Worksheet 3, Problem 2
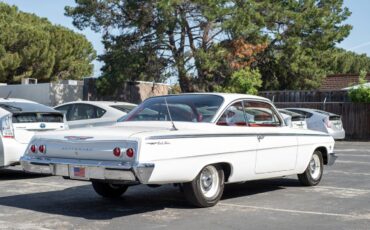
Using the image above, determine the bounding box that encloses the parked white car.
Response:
[0,98,65,167]
[278,109,308,129]
[54,101,136,129]
[284,108,345,139]
[21,93,336,207]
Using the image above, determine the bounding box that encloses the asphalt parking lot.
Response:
[0,141,369,230]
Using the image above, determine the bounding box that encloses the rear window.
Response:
[286,109,313,118]
[12,113,64,123]
[110,105,136,113]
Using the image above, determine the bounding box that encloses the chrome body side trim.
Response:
[20,155,154,183]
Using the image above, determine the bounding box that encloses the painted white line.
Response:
[335,149,370,153]
[328,170,370,177]
[219,203,370,220]
[315,186,370,193]
[336,160,370,165]
[336,154,370,157]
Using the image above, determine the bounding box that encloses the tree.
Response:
[0,3,96,83]
[65,0,351,92]
[320,48,370,75]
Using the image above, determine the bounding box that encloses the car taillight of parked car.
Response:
[323,118,332,128]
[0,114,15,138]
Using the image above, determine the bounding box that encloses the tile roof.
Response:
[319,74,370,90]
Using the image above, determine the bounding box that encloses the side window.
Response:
[217,101,246,126]
[69,104,106,121]
[243,101,282,127]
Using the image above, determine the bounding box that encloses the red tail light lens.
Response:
[126,148,134,158]
[39,145,46,153]
[30,145,37,153]
[113,147,121,157]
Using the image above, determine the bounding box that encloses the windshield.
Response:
[119,94,224,123]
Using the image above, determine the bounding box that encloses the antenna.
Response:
[4,91,12,99]
[164,97,178,131]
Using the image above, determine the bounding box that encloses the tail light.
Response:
[0,114,14,138]
[30,145,37,153]
[126,148,134,158]
[113,147,121,157]
[39,145,46,153]
[323,117,332,128]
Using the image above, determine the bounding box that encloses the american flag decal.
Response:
[73,167,85,177]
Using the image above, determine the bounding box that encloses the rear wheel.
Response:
[92,181,128,198]
[298,150,324,186]
[183,165,224,208]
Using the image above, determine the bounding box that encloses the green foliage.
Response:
[0,3,96,83]
[65,0,352,92]
[214,67,262,95]
[321,48,370,74]
[348,70,370,102]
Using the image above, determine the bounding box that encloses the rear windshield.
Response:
[12,113,64,123]
[110,105,136,113]
[120,94,224,123]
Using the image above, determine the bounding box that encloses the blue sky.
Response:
[2,0,370,78]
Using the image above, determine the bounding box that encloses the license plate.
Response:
[69,166,88,180]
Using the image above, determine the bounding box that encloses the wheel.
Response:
[91,181,128,198]
[183,165,224,208]
[298,150,324,186]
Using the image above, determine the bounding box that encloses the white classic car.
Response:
[20,93,336,207]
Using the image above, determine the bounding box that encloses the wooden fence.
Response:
[273,102,370,140]
[259,90,350,103]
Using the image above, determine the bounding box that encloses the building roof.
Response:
[319,74,370,90]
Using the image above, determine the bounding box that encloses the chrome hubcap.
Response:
[200,166,219,199]
[309,154,321,180]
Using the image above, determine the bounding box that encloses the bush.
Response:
[348,70,370,102]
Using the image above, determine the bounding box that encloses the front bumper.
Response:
[327,152,337,166]
[20,155,154,184]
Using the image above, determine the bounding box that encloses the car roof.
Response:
[0,101,60,113]
[55,101,137,107]
[150,93,271,104]
[285,108,338,116]
[0,98,38,104]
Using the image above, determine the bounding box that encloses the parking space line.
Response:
[328,170,370,177]
[336,154,370,157]
[219,203,370,220]
[336,160,370,165]
[335,149,370,153]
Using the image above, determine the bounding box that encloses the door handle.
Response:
[257,135,265,141]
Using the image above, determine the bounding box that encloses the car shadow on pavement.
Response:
[0,178,301,219]
[0,167,50,181]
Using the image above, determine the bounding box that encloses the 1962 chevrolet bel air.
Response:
[20,93,336,207]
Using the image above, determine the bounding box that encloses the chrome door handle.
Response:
[257,135,264,141]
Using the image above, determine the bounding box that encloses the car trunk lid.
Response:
[12,112,65,144]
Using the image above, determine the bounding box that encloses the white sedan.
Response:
[284,108,345,139]
[21,93,336,207]
[54,101,136,129]
[0,98,66,167]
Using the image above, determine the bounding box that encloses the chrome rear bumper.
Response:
[20,155,154,183]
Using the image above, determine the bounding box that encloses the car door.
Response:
[245,101,298,174]
[216,101,259,181]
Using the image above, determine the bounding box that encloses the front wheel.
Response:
[298,150,324,186]
[183,165,224,208]
[92,181,128,198]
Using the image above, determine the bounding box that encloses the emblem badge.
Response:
[40,123,46,128]
[64,136,93,140]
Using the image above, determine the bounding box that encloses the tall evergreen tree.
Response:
[0,3,96,83]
